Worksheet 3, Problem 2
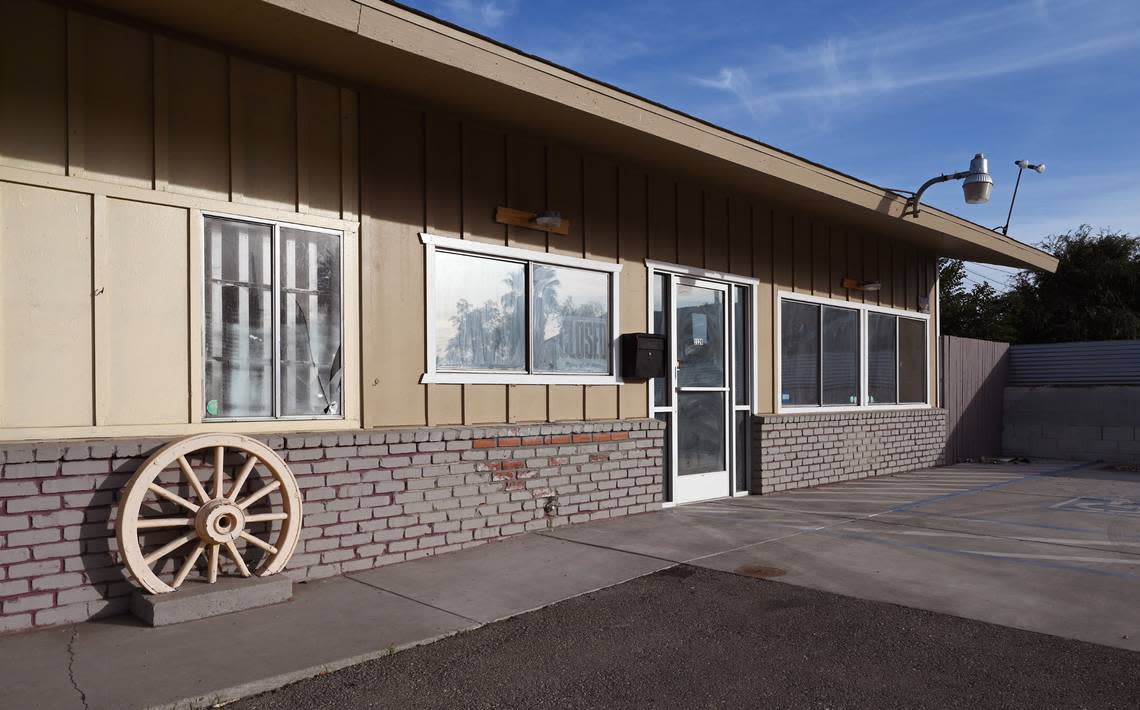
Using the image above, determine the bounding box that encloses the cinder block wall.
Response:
[1003,386,1140,463]
[751,409,948,494]
[0,419,664,634]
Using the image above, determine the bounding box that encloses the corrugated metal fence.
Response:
[940,336,1010,464]
[1010,340,1140,385]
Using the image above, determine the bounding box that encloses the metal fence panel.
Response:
[1010,340,1140,386]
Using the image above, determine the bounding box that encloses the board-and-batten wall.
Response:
[0,0,938,440]
[0,0,360,439]
[360,97,940,429]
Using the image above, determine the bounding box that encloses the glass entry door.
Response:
[652,271,753,504]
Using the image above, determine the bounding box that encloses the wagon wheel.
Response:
[115,434,303,594]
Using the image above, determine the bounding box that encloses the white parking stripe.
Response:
[959,550,1140,565]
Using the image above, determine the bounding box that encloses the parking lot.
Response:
[547,460,1140,651]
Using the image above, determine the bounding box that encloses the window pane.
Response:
[822,306,859,405]
[532,265,610,374]
[868,313,898,404]
[899,317,927,403]
[676,283,725,388]
[780,300,820,406]
[204,217,273,418]
[434,252,526,371]
[678,391,725,475]
[734,285,749,405]
[279,228,342,416]
[652,273,669,407]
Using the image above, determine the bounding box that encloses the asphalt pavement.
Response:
[229,565,1140,710]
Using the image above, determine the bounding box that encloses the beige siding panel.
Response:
[728,197,752,279]
[829,226,847,300]
[863,233,881,307]
[676,183,702,268]
[893,242,907,309]
[102,199,188,425]
[647,173,677,264]
[791,214,811,293]
[703,190,728,273]
[506,133,547,422]
[461,122,508,423]
[876,236,893,307]
[904,246,919,311]
[361,99,426,427]
[424,114,463,425]
[0,182,92,427]
[231,59,296,209]
[75,14,153,187]
[297,76,343,218]
[811,222,829,297]
[583,154,618,420]
[546,144,585,420]
[0,0,67,174]
[846,231,865,305]
[753,204,774,413]
[772,209,793,292]
[340,89,359,221]
[618,166,648,419]
[163,38,229,200]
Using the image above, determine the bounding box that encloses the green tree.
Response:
[1009,226,1140,343]
[940,226,1140,344]
[938,258,1022,342]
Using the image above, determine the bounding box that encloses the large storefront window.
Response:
[204,215,343,420]
[779,294,928,410]
[422,234,620,385]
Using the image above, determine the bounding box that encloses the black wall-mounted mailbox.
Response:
[620,333,667,380]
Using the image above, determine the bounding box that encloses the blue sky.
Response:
[403,0,1140,291]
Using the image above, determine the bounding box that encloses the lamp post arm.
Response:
[1000,165,1025,236]
[905,170,971,217]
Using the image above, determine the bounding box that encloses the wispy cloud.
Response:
[692,0,1140,122]
[436,0,517,30]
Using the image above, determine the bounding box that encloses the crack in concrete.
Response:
[66,625,89,710]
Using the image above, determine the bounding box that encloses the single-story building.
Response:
[0,0,1056,631]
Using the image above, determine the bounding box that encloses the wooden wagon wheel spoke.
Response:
[176,455,209,503]
[147,483,200,513]
[135,517,194,529]
[237,480,281,511]
[144,532,198,566]
[116,434,303,595]
[228,455,260,500]
[172,543,206,589]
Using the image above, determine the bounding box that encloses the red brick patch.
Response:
[572,434,591,443]
[611,432,630,441]
[500,460,526,470]
[593,432,612,442]
[548,435,572,445]
[498,437,522,447]
[521,436,544,446]
[473,439,497,449]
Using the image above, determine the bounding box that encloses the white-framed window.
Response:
[421,233,622,385]
[203,213,344,421]
[777,291,930,412]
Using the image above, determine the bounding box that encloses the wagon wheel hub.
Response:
[196,499,246,545]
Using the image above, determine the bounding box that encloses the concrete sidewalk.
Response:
[2,459,1137,710]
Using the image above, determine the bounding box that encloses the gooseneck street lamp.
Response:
[900,153,994,218]
[999,159,1046,236]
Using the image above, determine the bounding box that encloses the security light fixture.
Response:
[998,159,1046,236]
[901,153,994,218]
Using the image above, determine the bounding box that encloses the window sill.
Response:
[421,372,623,386]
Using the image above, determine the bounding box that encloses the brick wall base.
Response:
[1004,386,1140,463]
[751,409,947,494]
[0,419,665,634]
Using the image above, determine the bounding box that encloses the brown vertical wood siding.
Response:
[359,95,940,426]
[0,0,939,438]
[941,336,1010,463]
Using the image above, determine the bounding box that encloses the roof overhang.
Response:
[78,0,1058,272]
